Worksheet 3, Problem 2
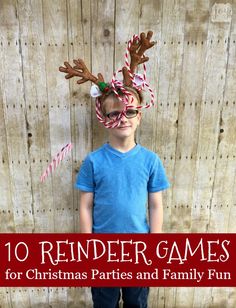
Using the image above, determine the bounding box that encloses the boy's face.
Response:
[103,94,141,140]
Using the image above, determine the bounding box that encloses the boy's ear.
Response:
[138,111,142,124]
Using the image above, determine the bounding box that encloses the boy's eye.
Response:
[126,109,138,117]
[106,109,139,120]
[106,111,120,119]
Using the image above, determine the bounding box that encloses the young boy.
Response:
[60,31,170,308]
[75,86,170,307]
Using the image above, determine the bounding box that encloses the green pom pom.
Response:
[98,82,109,92]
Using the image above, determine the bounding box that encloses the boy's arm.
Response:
[79,191,94,233]
[148,191,163,233]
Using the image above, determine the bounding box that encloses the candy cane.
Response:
[40,143,73,182]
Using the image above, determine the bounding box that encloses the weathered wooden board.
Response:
[0,42,15,232]
[0,288,12,308]
[172,0,210,235]
[0,0,34,232]
[66,0,92,233]
[153,0,186,238]
[14,0,55,232]
[28,288,49,307]
[9,288,31,307]
[115,0,139,68]
[209,2,236,306]
[151,1,186,305]
[66,1,93,302]
[42,0,74,233]
[192,1,233,234]
[90,0,115,150]
[208,0,236,233]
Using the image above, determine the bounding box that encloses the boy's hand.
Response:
[148,191,163,233]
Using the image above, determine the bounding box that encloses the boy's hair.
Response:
[100,86,143,116]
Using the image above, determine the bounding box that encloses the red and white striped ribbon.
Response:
[40,143,73,183]
[95,34,155,128]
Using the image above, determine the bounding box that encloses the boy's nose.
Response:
[120,112,128,122]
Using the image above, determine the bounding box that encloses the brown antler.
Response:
[129,31,156,74]
[59,59,104,85]
[122,67,133,87]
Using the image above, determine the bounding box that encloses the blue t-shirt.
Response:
[75,143,170,233]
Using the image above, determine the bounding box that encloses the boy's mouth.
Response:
[117,126,131,129]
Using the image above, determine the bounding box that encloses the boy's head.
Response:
[59,31,156,129]
[100,86,142,139]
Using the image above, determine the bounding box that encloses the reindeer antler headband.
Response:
[59,31,156,128]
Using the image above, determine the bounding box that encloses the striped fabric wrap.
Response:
[40,143,73,182]
[95,34,155,129]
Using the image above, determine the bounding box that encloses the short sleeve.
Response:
[74,155,95,192]
[147,155,170,193]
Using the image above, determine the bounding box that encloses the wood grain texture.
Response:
[91,0,115,150]
[0,0,34,232]
[42,0,74,233]
[173,0,210,234]
[15,0,55,232]
[66,0,92,233]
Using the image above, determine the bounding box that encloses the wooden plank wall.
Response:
[0,0,235,307]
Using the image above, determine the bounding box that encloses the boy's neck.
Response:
[108,136,137,153]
